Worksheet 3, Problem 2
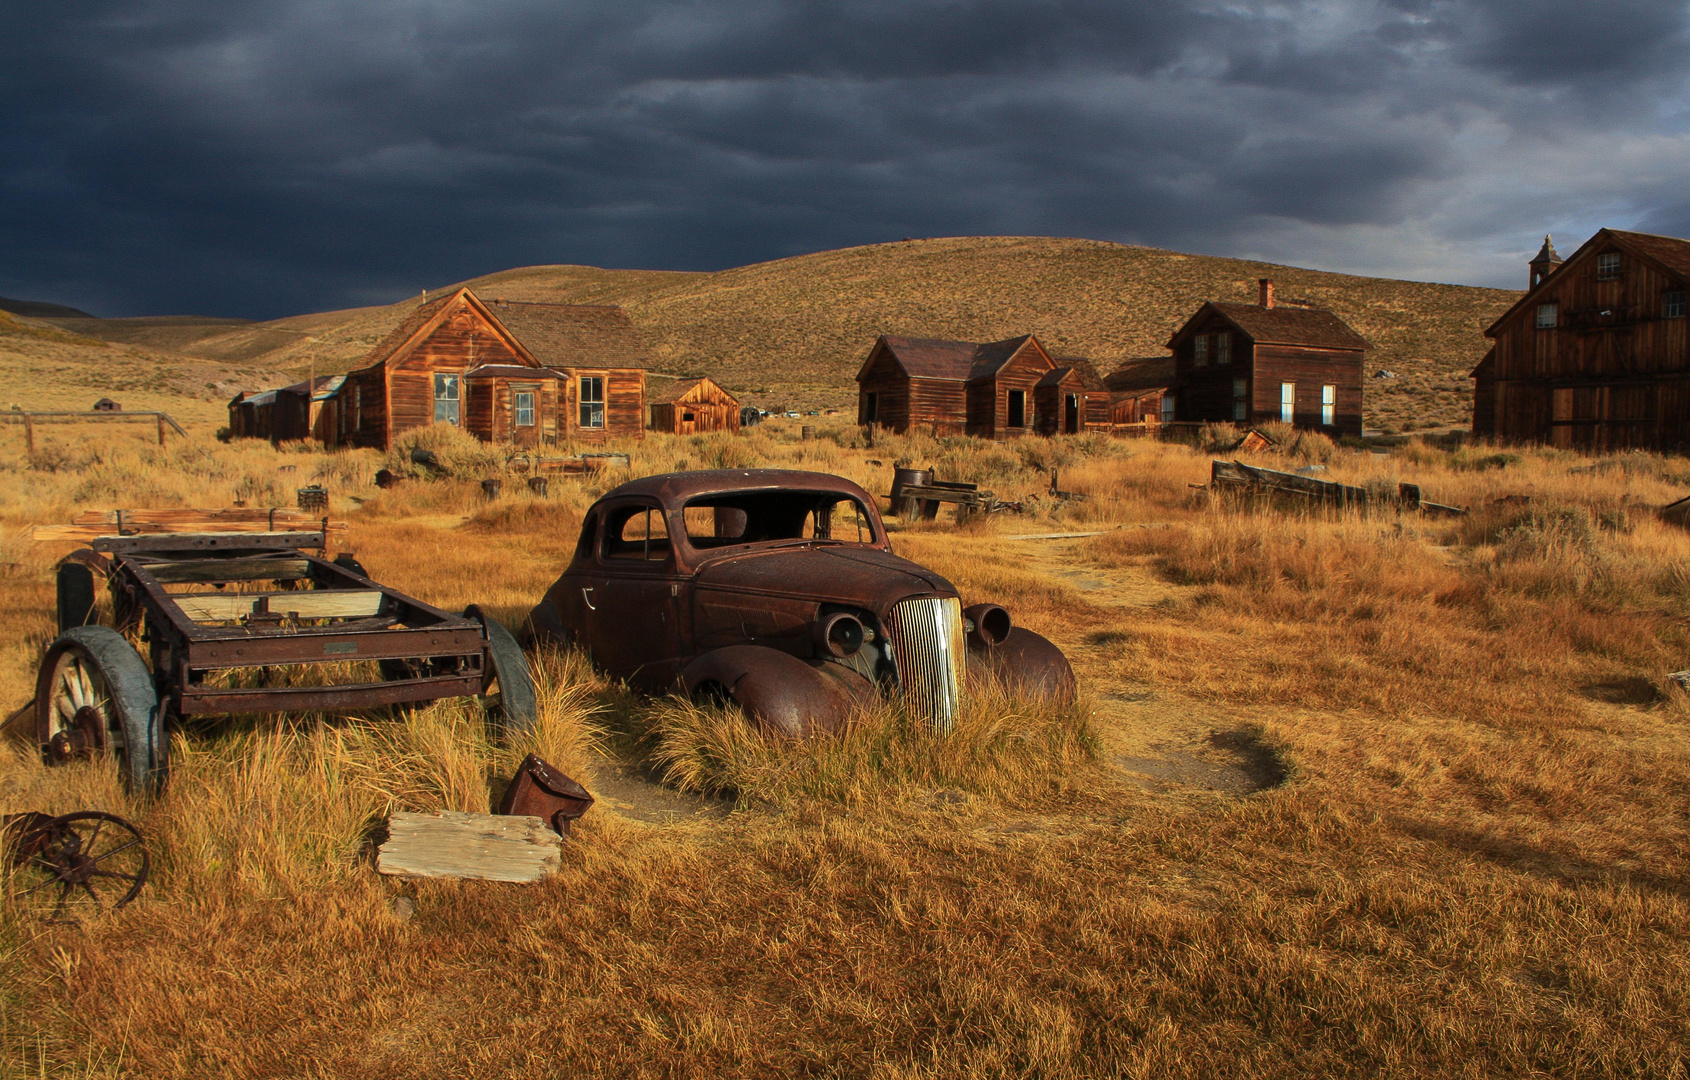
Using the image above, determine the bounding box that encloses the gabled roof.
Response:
[355,287,648,373]
[1038,358,1105,390]
[863,334,1052,383]
[650,375,739,405]
[483,299,648,370]
[1104,356,1177,394]
[1485,228,1690,337]
[1172,302,1369,352]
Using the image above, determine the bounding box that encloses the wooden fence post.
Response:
[157,414,166,446]
[22,415,34,453]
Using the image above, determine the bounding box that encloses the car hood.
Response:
[690,544,956,614]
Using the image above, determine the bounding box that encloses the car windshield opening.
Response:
[683,492,876,548]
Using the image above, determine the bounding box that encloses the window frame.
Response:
[1665,290,1686,319]
[1232,377,1248,422]
[578,375,606,429]
[512,385,537,428]
[1216,333,1231,365]
[433,372,461,425]
[1280,382,1295,425]
[1006,389,1027,429]
[1536,303,1558,329]
[1321,384,1336,427]
[1193,334,1209,367]
[1596,252,1622,281]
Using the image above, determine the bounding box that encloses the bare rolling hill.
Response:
[24,237,1520,431]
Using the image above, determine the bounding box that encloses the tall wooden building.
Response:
[1166,280,1369,436]
[648,376,741,434]
[1475,229,1690,450]
[232,288,648,449]
[854,334,1059,438]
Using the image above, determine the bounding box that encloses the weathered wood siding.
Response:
[1174,319,1250,425]
[1253,346,1364,437]
[1489,240,1690,449]
[856,345,911,431]
[391,307,525,438]
[561,370,645,444]
[1034,375,1108,435]
[650,378,740,434]
[968,344,1053,439]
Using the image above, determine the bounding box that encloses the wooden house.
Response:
[273,376,345,443]
[1476,229,1690,450]
[1034,359,1110,434]
[1103,357,1177,427]
[1166,280,1368,436]
[314,288,646,450]
[854,334,1057,438]
[227,390,275,441]
[649,376,741,434]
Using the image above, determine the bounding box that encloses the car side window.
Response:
[575,512,599,561]
[603,504,671,562]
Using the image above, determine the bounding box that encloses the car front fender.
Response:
[680,645,875,739]
[967,627,1076,702]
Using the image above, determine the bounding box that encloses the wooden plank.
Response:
[140,557,312,583]
[170,589,384,622]
[377,811,563,882]
[33,519,346,542]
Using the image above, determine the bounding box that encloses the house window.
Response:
[1321,384,1336,426]
[1666,290,1686,318]
[1160,394,1176,424]
[1536,303,1558,329]
[1597,252,1621,280]
[433,373,460,425]
[513,389,535,427]
[1007,389,1026,428]
[579,376,605,428]
[1216,334,1231,365]
[1280,382,1295,424]
[1194,335,1209,367]
[683,410,695,422]
[1232,378,1248,422]
[863,392,878,424]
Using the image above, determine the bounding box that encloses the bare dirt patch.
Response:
[588,757,732,825]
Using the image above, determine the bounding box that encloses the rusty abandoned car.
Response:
[528,469,1074,735]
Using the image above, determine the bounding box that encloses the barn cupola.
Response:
[1529,235,1563,289]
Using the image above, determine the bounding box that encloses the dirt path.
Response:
[1015,534,1287,797]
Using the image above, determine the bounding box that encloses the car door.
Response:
[579,499,685,686]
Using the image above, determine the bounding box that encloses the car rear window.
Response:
[682,491,877,548]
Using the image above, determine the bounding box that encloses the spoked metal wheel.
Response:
[4,811,150,920]
[35,626,169,794]
[465,604,538,735]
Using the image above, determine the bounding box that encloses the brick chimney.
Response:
[1258,278,1275,309]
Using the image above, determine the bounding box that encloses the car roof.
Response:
[595,469,875,508]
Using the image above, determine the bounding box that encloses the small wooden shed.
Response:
[1104,357,1177,427]
[854,334,1056,437]
[1035,359,1110,435]
[649,376,741,434]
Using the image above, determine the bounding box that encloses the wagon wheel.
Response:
[6,811,149,920]
[464,605,537,734]
[35,626,169,794]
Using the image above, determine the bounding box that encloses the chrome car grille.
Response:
[884,597,965,732]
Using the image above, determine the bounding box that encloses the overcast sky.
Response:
[4,0,1689,319]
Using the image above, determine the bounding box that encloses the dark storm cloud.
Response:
[3,0,1690,317]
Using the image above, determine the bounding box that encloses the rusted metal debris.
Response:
[35,527,536,792]
[3,810,149,919]
[888,466,1025,523]
[1207,459,1467,515]
[497,754,594,836]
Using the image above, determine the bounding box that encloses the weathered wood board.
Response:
[169,588,384,622]
[377,811,562,883]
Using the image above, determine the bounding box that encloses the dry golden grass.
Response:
[2,419,1689,1078]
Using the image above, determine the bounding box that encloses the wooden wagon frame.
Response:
[35,528,534,792]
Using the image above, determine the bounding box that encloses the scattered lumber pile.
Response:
[1206,460,1466,515]
[31,508,348,543]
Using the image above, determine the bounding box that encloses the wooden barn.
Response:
[1103,357,1177,427]
[855,334,1057,438]
[649,376,741,434]
[1476,229,1690,451]
[296,288,648,450]
[1166,280,1368,436]
[1034,359,1110,435]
